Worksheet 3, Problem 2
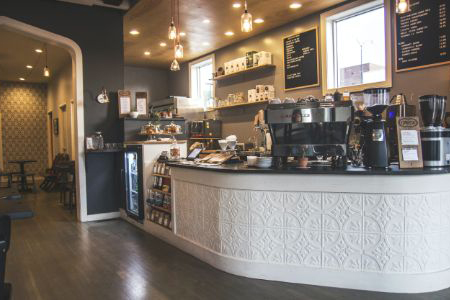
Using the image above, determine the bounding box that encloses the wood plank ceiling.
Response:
[124,0,347,68]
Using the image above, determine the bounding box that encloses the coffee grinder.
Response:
[419,95,450,167]
[361,88,390,168]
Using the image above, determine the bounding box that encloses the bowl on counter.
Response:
[219,140,228,151]
[255,157,273,168]
[129,111,140,119]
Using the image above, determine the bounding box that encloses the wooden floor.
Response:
[6,190,450,300]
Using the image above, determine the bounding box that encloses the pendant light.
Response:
[44,45,50,77]
[174,0,183,59]
[168,0,177,40]
[241,0,253,33]
[396,0,410,14]
[170,59,180,71]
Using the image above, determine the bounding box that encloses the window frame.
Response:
[188,54,215,109]
[320,0,392,95]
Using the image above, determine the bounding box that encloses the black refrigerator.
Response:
[123,145,144,222]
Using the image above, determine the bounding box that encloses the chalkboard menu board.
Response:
[283,28,319,90]
[396,0,450,72]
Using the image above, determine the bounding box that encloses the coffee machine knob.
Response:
[372,129,385,142]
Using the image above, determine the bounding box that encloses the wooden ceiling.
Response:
[124,0,347,68]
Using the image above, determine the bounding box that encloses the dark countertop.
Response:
[167,161,450,176]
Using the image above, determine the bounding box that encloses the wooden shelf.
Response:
[213,64,276,81]
[151,205,171,214]
[152,173,171,179]
[212,100,269,111]
[152,188,171,196]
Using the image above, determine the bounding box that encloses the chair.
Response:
[56,161,76,213]
[0,215,12,300]
[41,154,69,192]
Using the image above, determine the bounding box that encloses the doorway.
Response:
[0,16,87,221]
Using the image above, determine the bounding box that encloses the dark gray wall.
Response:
[1,0,124,215]
[124,65,169,104]
[169,1,450,143]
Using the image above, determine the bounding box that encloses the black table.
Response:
[8,160,37,192]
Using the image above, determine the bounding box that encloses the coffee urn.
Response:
[419,95,450,167]
[361,88,390,168]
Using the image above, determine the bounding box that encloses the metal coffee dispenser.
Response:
[419,95,450,167]
[265,98,354,167]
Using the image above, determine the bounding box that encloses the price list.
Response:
[396,0,450,72]
[283,28,319,90]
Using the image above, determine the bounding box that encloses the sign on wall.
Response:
[395,0,450,72]
[283,27,320,91]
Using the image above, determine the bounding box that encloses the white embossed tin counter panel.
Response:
[173,180,450,274]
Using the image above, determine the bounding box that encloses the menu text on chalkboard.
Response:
[284,28,319,90]
[396,0,450,72]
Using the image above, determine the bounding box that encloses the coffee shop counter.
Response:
[135,161,450,293]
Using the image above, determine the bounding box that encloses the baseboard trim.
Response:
[83,211,120,222]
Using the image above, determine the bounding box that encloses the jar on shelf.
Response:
[170,138,181,161]
[93,131,104,150]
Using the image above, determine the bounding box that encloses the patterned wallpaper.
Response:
[0,81,48,175]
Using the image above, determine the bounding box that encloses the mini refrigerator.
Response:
[123,145,144,222]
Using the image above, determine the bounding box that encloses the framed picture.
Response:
[135,92,148,116]
[118,90,131,118]
[53,118,59,136]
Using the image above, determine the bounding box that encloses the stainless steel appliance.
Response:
[151,96,204,120]
[265,99,354,167]
[361,88,390,168]
[419,95,450,167]
[123,145,144,222]
[190,120,222,138]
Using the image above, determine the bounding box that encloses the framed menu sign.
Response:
[396,117,423,169]
[395,0,450,72]
[135,92,148,116]
[118,90,131,118]
[283,27,319,91]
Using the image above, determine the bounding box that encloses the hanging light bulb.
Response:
[170,59,180,71]
[168,19,177,40]
[396,0,410,14]
[241,1,253,33]
[44,66,50,77]
[174,42,184,59]
[43,45,50,77]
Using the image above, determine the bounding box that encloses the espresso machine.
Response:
[419,95,450,167]
[265,99,354,167]
[360,88,390,168]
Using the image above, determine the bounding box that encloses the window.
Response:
[320,0,392,94]
[189,55,214,109]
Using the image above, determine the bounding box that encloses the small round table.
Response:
[8,160,37,192]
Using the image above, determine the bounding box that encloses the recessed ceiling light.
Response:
[35,49,43,53]
[160,42,167,47]
[202,42,210,46]
[203,19,210,24]
[290,3,302,9]
[179,32,186,37]
[26,65,33,69]
[144,51,151,56]
[254,18,264,24]
[129,29,140,35]
[232,2,241,8]
[225,31,234,36]
[19,78,25,81]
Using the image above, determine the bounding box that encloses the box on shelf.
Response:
[248,89,257,103]
[246,51,258,68]
[254,51,273,67]
[224,61,231,75]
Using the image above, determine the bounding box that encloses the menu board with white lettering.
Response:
[396,0,450,72]
[283,28,319,90]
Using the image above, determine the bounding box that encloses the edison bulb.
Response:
[168,22,177,40]
[241,11,253,32]
[44,66,50,77]
[170,59,180,71]
[174,43,184,59]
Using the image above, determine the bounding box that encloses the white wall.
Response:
[47,58,74,163]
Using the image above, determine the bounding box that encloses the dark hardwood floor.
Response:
[6,190,450,300]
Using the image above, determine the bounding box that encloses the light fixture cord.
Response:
[244,0,248,12]
[176,0,180,43]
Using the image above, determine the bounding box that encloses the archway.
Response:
[0,16,88,221]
